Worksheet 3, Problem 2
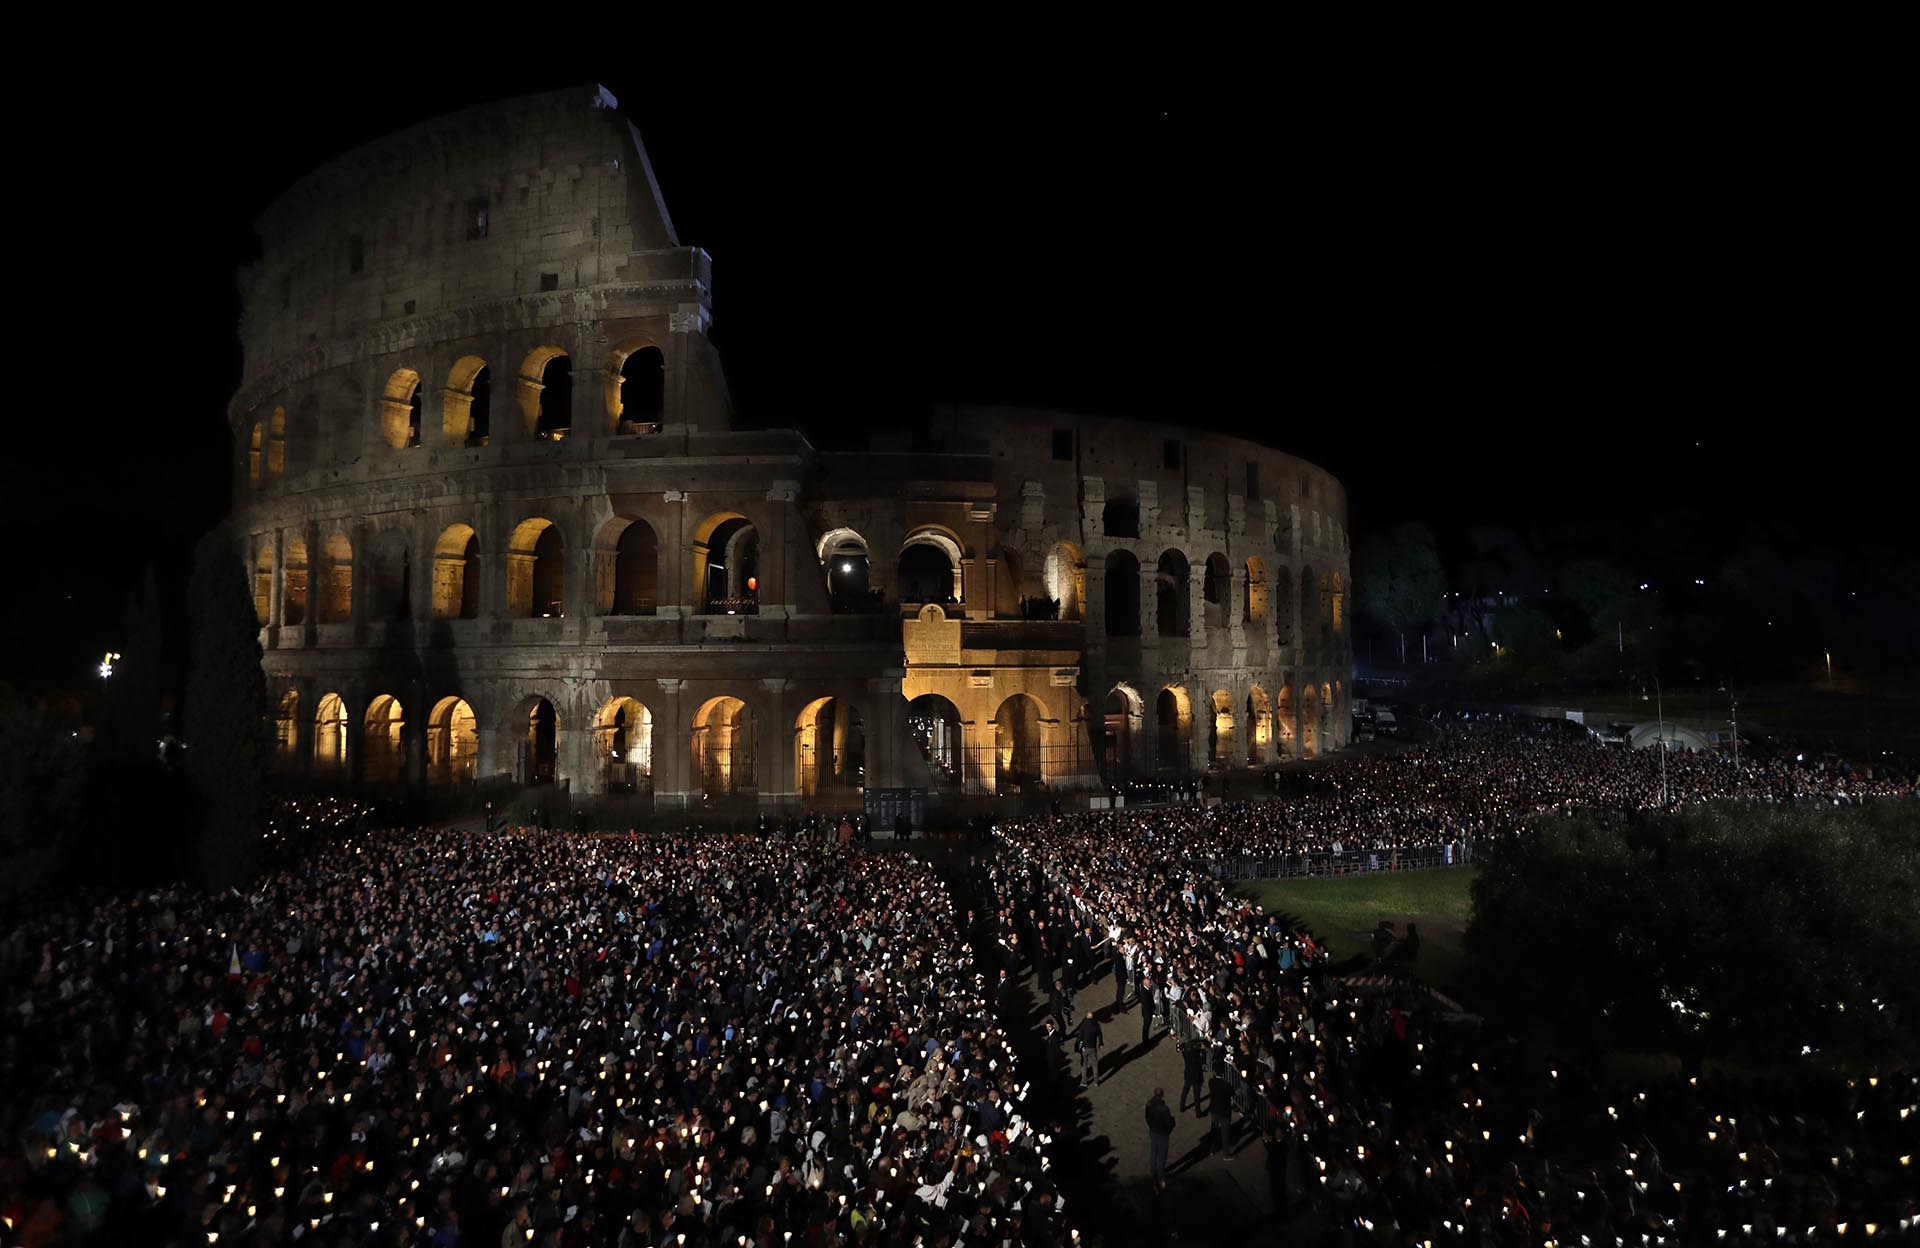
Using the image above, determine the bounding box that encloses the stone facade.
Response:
[229,85,1353,807]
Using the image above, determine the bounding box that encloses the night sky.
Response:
[10,63,1906,695]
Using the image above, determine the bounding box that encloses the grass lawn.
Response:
[1234,867,1479,996]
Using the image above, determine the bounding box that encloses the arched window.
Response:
[381,368,422,450]
[1104,550,1141,637]
[1156,686,1192,771]
[444,356,490,447]
[1101,685,1144,783]
[314,693,348,771]
[1043,541,1084,621]
[897,531,962,605]
[281,536,308,626]
[1301,683,1320,757]
[1244,557,1268,623]
[595,517,659,615]
[1247,685,1272,764]
[319,532,353,623]
[1332,572,1345,635]
[364,694,406,784]
[693,514,759,614]
[252,544,274,627]
[1102,496,1139,539]
[247,419,263,490]
[818,529,873,611]
[593,696,654,793]
[1208,690,1234,766]
[1155,550,1190,637]
[1277,684,1296,754]
[692,695,753,797]
[1274,567,1295,646]
[426,697,478,786]
[1203,552,1231,630]
[524,698,558,785]
[993,693,1046,793]
[433,525,481,620]
[611,342,664,431]
[274,689,299,764]
[267,407,287,478]
[506,519,564,618]
[907,694,962,785]
[795,697,865,798]
[517,346,570,438]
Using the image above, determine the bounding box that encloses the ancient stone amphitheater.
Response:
[229,85,1352,811]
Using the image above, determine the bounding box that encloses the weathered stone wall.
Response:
[236,86,1352,807]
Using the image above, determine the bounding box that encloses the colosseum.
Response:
[229,84,1353,814]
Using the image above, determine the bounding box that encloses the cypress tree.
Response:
[185,528,267,887]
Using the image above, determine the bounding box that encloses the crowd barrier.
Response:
[1195,840,1476,880]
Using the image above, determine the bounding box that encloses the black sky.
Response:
[8,59,1908,693]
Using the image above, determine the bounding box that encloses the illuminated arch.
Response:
[1043,541,1085,621]
[319,532,353,623]
[1101,683,1145,782]
[593,696,654,793]
[606,337,664,432]
[1301,683,1321,758]
[906,693,962,785]
[594,516,659,615]
[1155,686,1193,771]
[380,367,422,450]
[794,696,865,798]
[442,355,491,446]
[363,694,406,784]
[692,512,760,613]
[247,418,263,490]
[1276,683,1296,754]
[898,529,964,604]
[431,524,480,620]
[274,689,299,764]
[1244,556,1268,623]
[314,692,348,772]
[506,518,564,618]
[281,535,308,626]
[1246,684,1272,764]
[818,528,872,605]
[426,696,478,786]
[1208,689,1235,766]
[517,345,571,437]
[252,543,274,627]
[1332,572,1345,635]
[267,406,286,478]
[692,695,753,798]
[992,693,1047,793]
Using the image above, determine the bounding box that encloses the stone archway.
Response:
[692,696,754,797]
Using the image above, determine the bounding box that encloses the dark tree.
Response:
[185,529,267,887]
[0,698,87,893]
[1467,801,1920,1068]
[1354,522,1445,661]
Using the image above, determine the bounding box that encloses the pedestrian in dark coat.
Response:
[1145,1088,1176,1189]
[1210,1072,1235,1156]
[1179,1039,1206,1114]
[1075,1013,1104,1086]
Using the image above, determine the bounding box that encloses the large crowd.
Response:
[3,724,1914,1246]
[986,725,1917,1243]
[0,824,1071,1247]
[1099,717,1915,863]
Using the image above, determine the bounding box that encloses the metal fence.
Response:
[1195,840,1476,881]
